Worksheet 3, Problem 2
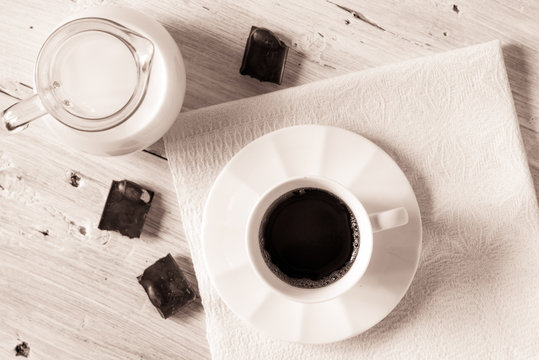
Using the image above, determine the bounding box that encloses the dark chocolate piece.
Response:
[137,254,196,319]
[14,341,30,357]
[240,26,288,84]
[98,180,154,238]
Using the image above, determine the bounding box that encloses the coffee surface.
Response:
[260,188,359,288]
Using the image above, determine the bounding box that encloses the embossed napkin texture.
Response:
[164,41,539,359]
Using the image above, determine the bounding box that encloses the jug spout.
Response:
[1,94,47,134]
[124,27,154,73]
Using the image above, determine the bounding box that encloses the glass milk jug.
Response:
[1,7,186,156]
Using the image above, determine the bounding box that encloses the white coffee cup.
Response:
[246,176,408,303]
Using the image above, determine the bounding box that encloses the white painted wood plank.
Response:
[0,91,210,359]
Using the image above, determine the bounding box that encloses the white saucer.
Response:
[202,125,422,344]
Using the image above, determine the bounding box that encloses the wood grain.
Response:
[0,91,209,359]
[1,0,538,359]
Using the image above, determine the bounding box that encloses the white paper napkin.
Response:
[164,41,539,359]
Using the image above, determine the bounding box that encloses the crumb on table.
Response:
[14,341,30,357]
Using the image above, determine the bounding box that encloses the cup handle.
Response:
[369,207,408,233]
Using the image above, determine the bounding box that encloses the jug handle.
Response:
[1,94,47,134]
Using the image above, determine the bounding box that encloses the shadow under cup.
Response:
[246,177,374,304]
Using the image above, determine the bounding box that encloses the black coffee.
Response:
[259,188,359,289]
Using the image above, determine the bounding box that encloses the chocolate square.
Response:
[98,180,154,238]
[137,254,196,319]
[240,26,288,84]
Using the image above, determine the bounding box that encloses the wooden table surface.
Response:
[1,1,537,359]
